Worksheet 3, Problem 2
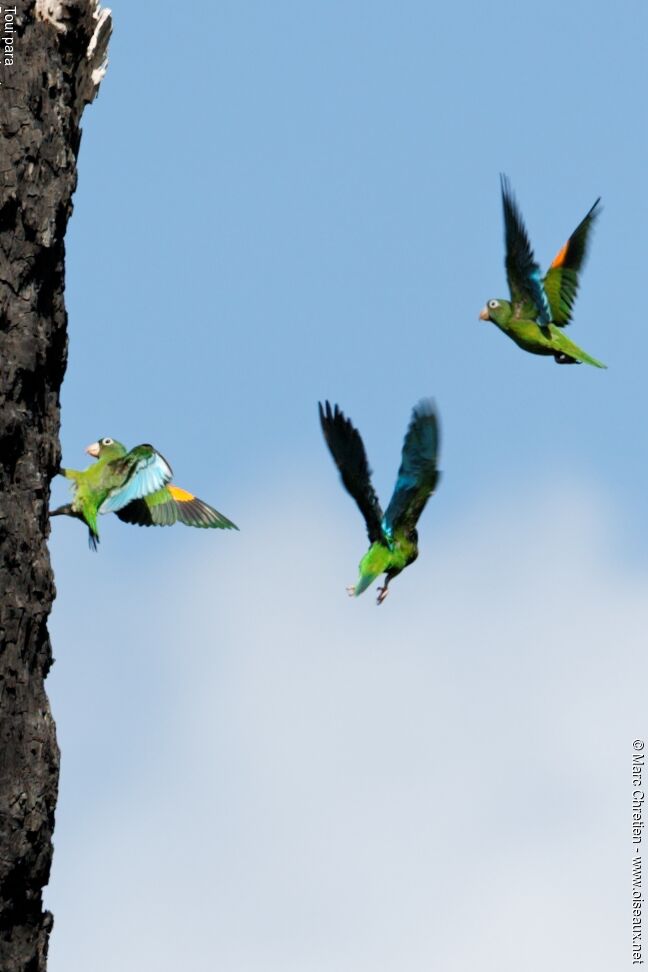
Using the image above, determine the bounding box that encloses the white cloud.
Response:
[46,478,644,970]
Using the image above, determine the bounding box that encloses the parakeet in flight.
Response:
[319,400,440,605]
[52,437,238,549]
[479,175,605,368]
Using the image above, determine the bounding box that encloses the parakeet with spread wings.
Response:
[52,437,238,548]
[319,400,440,605]
[479,175,605,368]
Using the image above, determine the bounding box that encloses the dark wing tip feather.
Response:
[411,397,440,438]
[407,398,441,476]
[319,400,347,439]
[176,495,238,530]
[115,499,156,527]
[587,197,602,220]
[544,194,602,324]
[383,398,441,535]
[499,172,513,201]
[318,400,384,544]
[500,176,528,244]
[499,173,521,222]
[567,195,602,261]
[318,401,362,460]
[320,401,357,448]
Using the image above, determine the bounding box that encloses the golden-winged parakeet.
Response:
[319,400,440,605]
[480,175,605,368]
[52,437,238,548]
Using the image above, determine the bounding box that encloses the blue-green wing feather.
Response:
[116,486,238,530]
[99,445,173,514]
[501,174,551,323]
[382,400,440,537]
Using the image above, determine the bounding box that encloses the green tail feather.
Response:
[550,326,607,369]
[561,344,607,369]
[353,543,391,596]
[353,571,381,597]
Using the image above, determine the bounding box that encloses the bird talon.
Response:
[376,586,389,605]
[346,585,356,597]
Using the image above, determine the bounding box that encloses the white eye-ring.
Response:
[102,437,113,446]
[488,299,499,309]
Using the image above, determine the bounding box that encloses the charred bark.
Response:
[0,3,111,969]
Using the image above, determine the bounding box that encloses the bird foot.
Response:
[554,352,579,365]
[376,586,389,605]
[346,585,356,597]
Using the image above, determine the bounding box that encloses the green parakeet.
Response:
[319,400,440,605]
[480,175,605,368]
[52,437,238,548]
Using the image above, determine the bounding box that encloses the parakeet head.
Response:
[479,299,513,327]
[85,437,127,461]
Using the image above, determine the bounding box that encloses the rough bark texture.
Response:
[0,3,110,969]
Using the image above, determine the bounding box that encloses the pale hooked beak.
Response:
[85,442,100,458]
[478,306,490,321]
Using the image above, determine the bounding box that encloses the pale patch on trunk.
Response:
[35,0,112,107]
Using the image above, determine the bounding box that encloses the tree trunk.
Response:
[0,3,111,968]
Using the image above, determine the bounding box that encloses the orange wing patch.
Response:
[168,485,196,503]
[550,241,569,269]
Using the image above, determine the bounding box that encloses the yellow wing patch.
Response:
[168,485,196,503]
[550,241,569,269]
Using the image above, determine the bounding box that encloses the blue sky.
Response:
[47,2,647,969]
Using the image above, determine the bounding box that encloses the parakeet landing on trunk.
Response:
[479,175,605,368]
[52,438,238,549]
[319,400,440,605]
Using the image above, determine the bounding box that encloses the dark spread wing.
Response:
[543,197,601,326]
[115,485,238,530]
[166,485,238,529]
[319,401,383,544]
[115,497,163,526]
[99,444,173,514]
[382,399,440,537]
[501,174,551,323]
